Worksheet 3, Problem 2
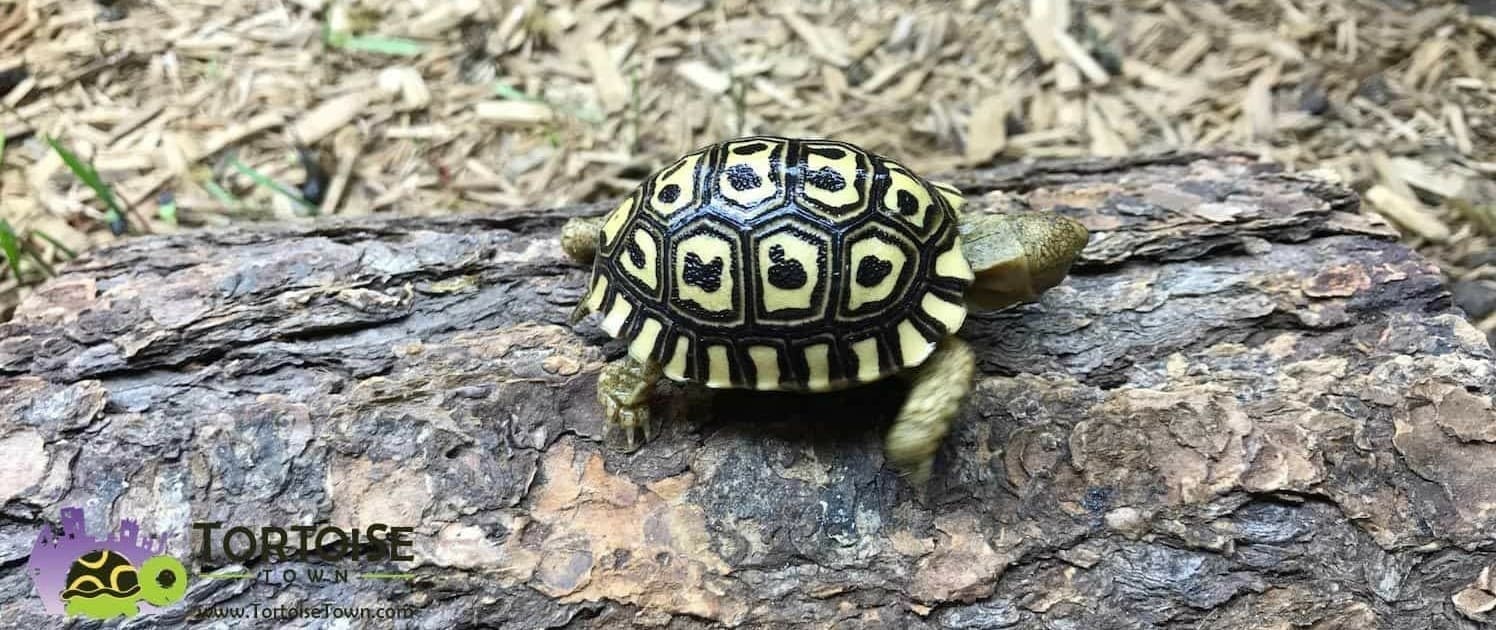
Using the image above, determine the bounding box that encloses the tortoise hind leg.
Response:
[561,216,606,264]
[884,336,976,485]
[597,356,662,451]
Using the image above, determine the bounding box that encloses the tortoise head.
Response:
[957,211,1090,311]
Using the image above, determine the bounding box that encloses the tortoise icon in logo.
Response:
[60,550,188,619]
[28,506,189,621]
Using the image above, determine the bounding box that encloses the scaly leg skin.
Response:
[562,215,606,323]
[884,336,976,486]
[561,215,605,264]
[597,356,662,452]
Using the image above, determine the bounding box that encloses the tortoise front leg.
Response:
[562,216,606,323]
[561,215,606,264]
[597,356,662,451]
[884,336,976,485]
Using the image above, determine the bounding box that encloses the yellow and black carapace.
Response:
[561,136,1091,483]
[583,136,970,391]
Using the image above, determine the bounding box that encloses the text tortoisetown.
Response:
[191,523,415,564]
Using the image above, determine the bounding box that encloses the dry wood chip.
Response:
[1086,98,1127,156]
[1229,32,1305,64]
[319,128,361,215]
[293,90,377,144]
[1444,104,1474,156]
[1390,157,1466,199]
[1369,153,1420,208]
[1052,30,1109,86]
[404,0,482,38]
[675,60,730,94]
[160,132,192,177]
[654,1,705,30]
[93,152,156,173]
[776,9,850,67]
[378,67,430,111]
[1121,88,1181,145]
[1244,68,1278,140]
[1,0,1492,304]
[857,60,910,94]
[586,42,631,113]
[964,95,1008,163]
[1,74,35,108]
[197,112,285,160]
[1022,0,1068,62]
[1165,33,1212,74]
[474,100,555,126]
[1365,185,1451,243]
[382,125,454,140]
[1404,39,1450,92]
[821,66,849,107]
[1021,17,1060,64]
[1055,62,1082,94]
[751,78,804,109]
[106,101,165,145]
[884,68,930,103]
[492,3,529,53]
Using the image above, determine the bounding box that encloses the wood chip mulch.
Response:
[0,0,1492,332]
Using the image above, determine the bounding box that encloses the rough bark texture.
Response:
[2,153,1494,629]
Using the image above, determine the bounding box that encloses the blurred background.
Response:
[0,0,1491,339]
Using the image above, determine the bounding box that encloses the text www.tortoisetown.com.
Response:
[189,602,419,621]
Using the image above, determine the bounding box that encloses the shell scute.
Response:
[585,136,973,391]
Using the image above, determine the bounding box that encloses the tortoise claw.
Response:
[602,406,652,453]
[597,357,660,453]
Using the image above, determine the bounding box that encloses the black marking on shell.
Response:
[657,183,681,203]
[589,136,973,391]
[725,164,762,192]
[855,255,894,287]
[767,245,808,290]
[807,146,846,159]
[807,167,847,192]
[896,190,920,216]
[626,238,646,268]
[683,252,724,292]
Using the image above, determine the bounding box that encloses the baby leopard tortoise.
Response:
[561,135,1089,482]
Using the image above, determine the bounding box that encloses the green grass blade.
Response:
[203,180,242,209]
[157,198,178,225]
[23,246,54,277]
[0,218,23,280]
[29,229,77,259]
[44,136,127,231]
[0,131,7,167]
[228,157,315,214]
[323,20,426,57]
[493,81,534,101]
[338,35,426,56]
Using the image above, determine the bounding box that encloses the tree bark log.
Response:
[2,152,1494,629]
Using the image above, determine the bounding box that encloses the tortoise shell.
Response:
[582,136,974,392]
[61,550,141,601]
